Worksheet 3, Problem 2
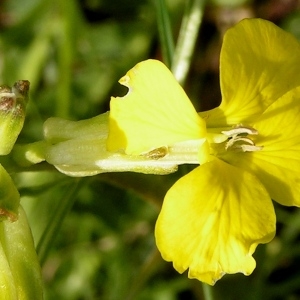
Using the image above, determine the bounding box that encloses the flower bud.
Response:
[0,164,20,221]
[0,206,43,299]
[0,80,30,155]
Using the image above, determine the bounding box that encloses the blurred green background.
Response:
[1,0,300,299]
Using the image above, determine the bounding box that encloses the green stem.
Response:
[36,178,82,265]
[154,0,175,67]
[202,283,214,300]
[125,249,162,300]
[55,0,81,118]
[171,0,206,85]
[17,25,51,93]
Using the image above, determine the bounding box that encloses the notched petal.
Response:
[107,59,206,154]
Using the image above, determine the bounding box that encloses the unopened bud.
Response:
[0,164,20,221]
[0,206,43,299]
[0,80,30,155]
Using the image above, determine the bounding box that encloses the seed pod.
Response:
[0,80,30,155]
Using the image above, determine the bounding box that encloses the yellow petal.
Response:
[107,59,206,154]
[223,86,300,206]
[200,18,300,127]
[155,159,275,285]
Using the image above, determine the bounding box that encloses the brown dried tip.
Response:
[13,80,30,97]
[0,208,17,222]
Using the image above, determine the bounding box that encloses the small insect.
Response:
[142,146,168,160]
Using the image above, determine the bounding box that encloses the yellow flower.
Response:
[107,18,300,285]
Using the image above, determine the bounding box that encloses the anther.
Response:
[222,125,262,152]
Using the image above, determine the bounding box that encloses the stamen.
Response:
[240,144,263,152]
[221,125,258,137]
[225,136,254,150]
[222,125,262,152]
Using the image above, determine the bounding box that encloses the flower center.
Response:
[221,125,263,152]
